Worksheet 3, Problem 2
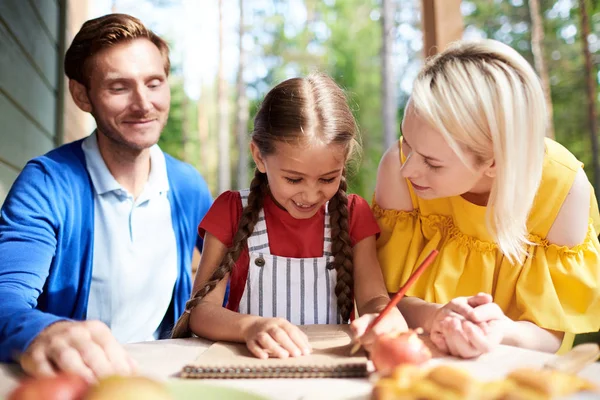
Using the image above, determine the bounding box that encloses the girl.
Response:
[172,73,406,358]
[374,39,600,358]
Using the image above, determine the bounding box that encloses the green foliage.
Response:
[244,0,383,198]
[158,77,186,161]
[318,0,383,197]
[159,0,599,198]
[465,0,598,186]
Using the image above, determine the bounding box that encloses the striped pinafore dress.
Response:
[237,189,340,324]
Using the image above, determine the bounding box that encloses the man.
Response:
[0,14,212,381]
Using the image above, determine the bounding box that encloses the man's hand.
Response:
[20,320,136,382]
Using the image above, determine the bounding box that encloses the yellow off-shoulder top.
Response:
[374,138,600,349]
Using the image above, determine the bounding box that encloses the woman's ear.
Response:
[484,159,496,178]
[250,142,267,173]
[69,80,93,113]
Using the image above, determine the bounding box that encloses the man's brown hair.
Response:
[64,13,170,86]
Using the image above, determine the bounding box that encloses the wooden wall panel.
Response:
[0,0,58,89]
[0,93,54,170]
[0,162,19,206]
[0,22,56,137]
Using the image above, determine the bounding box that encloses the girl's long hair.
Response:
[172,73,360,337]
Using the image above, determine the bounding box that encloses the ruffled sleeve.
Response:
[503,220,600,334]
[374,199,600,336]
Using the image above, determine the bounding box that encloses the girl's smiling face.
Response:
[251,140,346,219]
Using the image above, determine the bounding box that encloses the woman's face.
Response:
[400,106,495,202]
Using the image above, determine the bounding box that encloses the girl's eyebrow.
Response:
[281,168,342,176]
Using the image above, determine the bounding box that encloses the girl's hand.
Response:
[351,308,408,352]
[243,318,312,359]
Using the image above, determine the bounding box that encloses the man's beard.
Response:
[92,113,165,152]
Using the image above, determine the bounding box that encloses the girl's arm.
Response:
[188,233,261,343]
[188,233,311,358]
[353,235,398,316]
[397,296,440,333]
[351,235,408,347]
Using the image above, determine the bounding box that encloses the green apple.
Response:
[84,376,173,400]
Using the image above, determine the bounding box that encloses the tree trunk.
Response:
[579,0,600,193]
[421,0,463,57]
[235,0,249,189]
[217,0,231,192]
[529,0,555,139]
[381,0,397,150]
[181,87,189,162]
[197,84,210,179]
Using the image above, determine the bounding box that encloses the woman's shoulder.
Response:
[543,138,582,172]
[374,141,415,211]
[529,139,587,236]
[538,139,583,192]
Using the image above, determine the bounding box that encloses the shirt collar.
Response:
[82,131,170,197]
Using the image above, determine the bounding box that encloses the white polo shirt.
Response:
[82,132,178,343]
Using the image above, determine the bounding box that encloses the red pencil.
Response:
[350,249,439,355]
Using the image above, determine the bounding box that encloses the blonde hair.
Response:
[411,39,546,264]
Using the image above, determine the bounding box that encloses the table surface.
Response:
[1,335,599,399]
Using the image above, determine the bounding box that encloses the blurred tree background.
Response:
[121,0,599,199]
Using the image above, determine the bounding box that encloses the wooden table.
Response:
[1,336,599,399]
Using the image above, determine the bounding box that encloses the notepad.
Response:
[180,324,369,379]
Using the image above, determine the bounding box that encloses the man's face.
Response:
[80,38,170,151]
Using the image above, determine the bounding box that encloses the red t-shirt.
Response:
[199,191,380,311]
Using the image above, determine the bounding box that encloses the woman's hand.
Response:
[430,294,510,358]
[350,308,408,352]
[243,317,312,359]
[428,292,492,335]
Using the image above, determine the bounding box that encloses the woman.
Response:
[374,39,600,358]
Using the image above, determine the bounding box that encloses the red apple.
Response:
[8,374,89,400]
[370,329,432,376]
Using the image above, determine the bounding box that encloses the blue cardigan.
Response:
[0,139,212,362]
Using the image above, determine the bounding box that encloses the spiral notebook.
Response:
[180,325,369,379]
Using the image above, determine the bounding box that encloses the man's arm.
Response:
[0,162,64,361]
[0,162,134,380]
